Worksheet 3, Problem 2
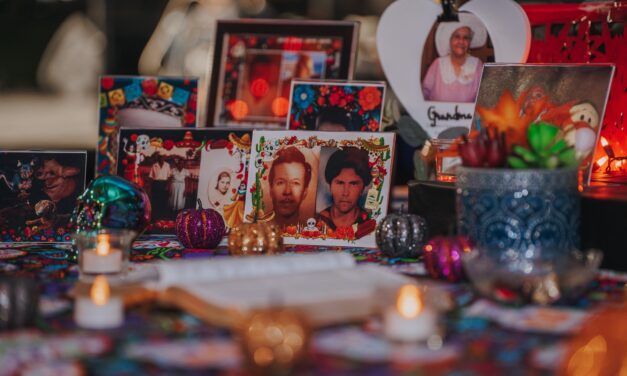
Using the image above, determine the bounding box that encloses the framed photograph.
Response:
[116,128,251,234]
[97,75,199,176]
[244,130,396,247]
[0,151,87,242]
[473,64,614,184]
[377,0,530,139]
[206,19,359,129]
[287,80,386,132]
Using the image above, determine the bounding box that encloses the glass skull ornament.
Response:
[71,175,151,235]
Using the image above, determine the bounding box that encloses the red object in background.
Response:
[250,78,270,98]
[229,100,249,120]
[522,2,627,180]
[271,97,289,116]
[283,36,303,51]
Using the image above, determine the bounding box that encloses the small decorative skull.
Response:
[136,134,150,152]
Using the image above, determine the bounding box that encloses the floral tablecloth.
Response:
[0,236,624,375]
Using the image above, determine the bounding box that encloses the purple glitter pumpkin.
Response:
[175,199,226,249]
[423,236,472,283]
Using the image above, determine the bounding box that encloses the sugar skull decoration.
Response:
[302,217,321,238]
[135,134,151,152]
[71,175,151,235]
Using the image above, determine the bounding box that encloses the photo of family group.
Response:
[117,129,251,233]
[244,131,395,247]
[0,151,87,242]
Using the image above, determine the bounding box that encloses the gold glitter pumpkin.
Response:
[240,308,309,373]
[228,223,283,255]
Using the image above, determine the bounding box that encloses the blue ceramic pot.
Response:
[456,167,580,259]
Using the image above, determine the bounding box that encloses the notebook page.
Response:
[178,264,410,311]
[152,252,356,289]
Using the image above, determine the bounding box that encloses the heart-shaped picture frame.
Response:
[377,0,531,138]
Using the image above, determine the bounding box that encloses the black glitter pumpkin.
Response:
[375,212,428,259]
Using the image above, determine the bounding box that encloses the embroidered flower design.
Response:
[294,85,315,110]
[358,87,382,111]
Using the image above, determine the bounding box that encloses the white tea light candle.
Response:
[74,275,123,329]
[81,234,123,274]
[384,284,438,342]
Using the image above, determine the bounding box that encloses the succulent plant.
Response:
[459,128,507,168]
[507,122,578,169]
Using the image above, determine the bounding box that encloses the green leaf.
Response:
[528,122,560,153]
[558,148,578,167]
[513,145,538,164]
[544,155,559,169]
[528,123,543,153]
[549,139,568,154]
[537,122,560,150]
[508,156,528,169]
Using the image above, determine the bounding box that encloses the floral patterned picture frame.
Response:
[244,130,396,247]
[287,80,386,132]
[97,75,199,176]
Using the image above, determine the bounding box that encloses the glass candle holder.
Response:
[430,138,461,183]
[72,229,136,280]
[74,275,124,329]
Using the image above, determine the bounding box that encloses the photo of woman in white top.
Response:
[207,170,232,215]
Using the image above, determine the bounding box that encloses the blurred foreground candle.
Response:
[82,234,122,274]
[384,285,438,342]
[74,275,123,329]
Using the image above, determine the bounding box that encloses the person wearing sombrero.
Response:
[422,13,488,103]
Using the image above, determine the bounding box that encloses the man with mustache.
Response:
[268,147,312,227]
[318,147,371,231]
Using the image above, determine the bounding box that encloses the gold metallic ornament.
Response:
[228,223,283,256]
[240,308,309,374]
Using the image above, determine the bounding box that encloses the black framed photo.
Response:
[0,150,87,242]
[206,19,359,129]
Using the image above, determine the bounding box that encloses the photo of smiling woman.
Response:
[421,12,490,103]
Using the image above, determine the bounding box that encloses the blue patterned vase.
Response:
[456,167,580,259]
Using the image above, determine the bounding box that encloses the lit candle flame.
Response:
[90,275,110,306]
[96,234,110,256]
[396,285,423,319]
[600,137,609,147]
